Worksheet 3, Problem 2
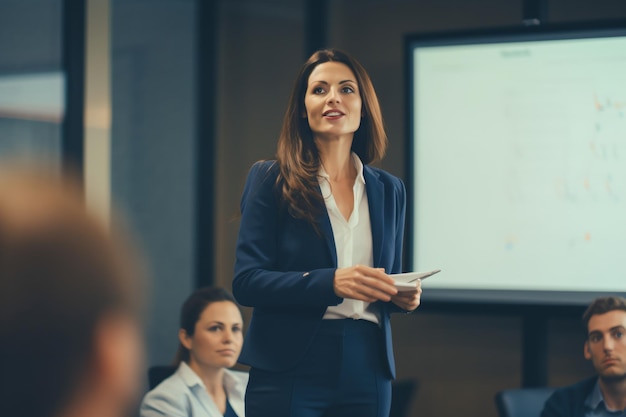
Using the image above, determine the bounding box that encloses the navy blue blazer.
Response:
[541,377,597,417]
[233,160,406,378]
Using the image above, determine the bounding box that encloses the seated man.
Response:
[541,296,626,417]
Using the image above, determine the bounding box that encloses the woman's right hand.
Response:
[333,265,398,302]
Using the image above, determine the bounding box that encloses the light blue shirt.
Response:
[584,380,626,417]
[140,362,248,417]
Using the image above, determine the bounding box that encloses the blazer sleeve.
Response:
[393,176,406,274]
[387,176,410,314]
[233,161,343,309]
[140,386,189,417]
[540,389,570,417]
[540,378,595,417]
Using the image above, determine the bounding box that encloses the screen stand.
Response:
[522,312,548,387]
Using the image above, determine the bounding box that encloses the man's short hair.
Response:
[582,296,626,332]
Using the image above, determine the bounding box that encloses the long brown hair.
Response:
[276,49,388,224]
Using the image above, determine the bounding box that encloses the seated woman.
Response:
[140,287,247,417]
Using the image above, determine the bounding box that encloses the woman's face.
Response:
[304,61,362,142]
[180,301,243,370]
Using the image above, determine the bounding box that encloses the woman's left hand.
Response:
[390,280,422,311]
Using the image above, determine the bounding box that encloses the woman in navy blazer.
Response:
[233,49,422,417]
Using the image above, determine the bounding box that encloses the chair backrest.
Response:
[147,365,177,390]
[495,387,555,417]
[389,379,419,417]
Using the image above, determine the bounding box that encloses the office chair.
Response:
[147,365,177,389]
[494,387,555,417]
[390,379,419,417]
[148,364,417,417]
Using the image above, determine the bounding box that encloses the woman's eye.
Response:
[209,326,221,332]
[342,86,355,93]
[233,327,242,333]
[312,87,325,94]
[614,330,624,339]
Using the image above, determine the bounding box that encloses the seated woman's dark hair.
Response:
[174,287,241,365]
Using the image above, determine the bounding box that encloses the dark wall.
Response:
[111,0,197,366]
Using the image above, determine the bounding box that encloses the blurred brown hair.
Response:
[0,165,144,417]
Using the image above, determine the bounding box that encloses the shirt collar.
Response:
[585,379,624,413]
[177,361,246,394]
[178,361,204,389]
[318,152,366,185]
[222,369,247,394]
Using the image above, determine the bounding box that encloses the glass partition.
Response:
[0,1,63,169]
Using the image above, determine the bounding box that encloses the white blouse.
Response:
[320,153,380,324]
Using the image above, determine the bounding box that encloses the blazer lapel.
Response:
[364,166,384,267]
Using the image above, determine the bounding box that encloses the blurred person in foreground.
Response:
[140,287,247,417]
[0,166,145,417]
[541,296,626,417]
